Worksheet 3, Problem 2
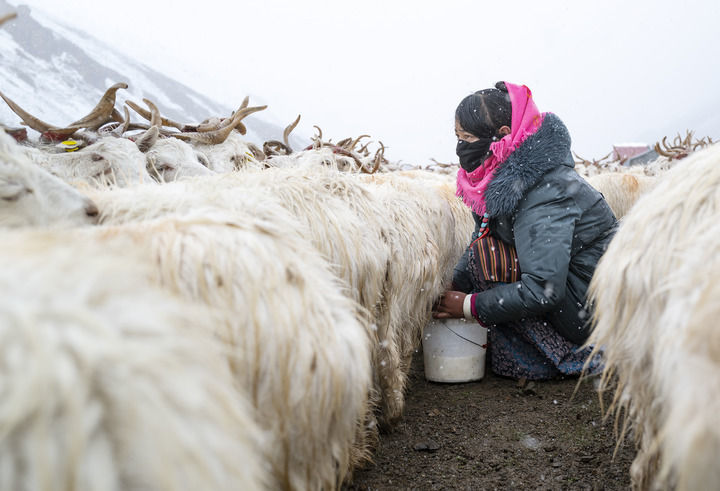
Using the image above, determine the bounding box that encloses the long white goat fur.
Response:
[199,167,468,425]
[19,136,154,188]
[0,230,268,491]
[587,143,720,490]
[0,129,97,228]
[586,172,659,219]
[84,187,373,490]
[358,170,474,419]
[159,166,471,426]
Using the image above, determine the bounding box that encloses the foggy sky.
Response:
[9,0,720,165]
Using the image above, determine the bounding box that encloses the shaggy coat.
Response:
[0,231,268,491]
[0,129,98,228]
[588,143,720,490]
[88,184,374,490]
[586,172,659,219]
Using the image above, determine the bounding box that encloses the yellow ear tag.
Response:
[58,140,80,152]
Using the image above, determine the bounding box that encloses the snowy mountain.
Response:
[0,1,299,146]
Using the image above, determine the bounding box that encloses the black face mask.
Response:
[456,138,492,172]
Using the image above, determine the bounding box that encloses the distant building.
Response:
[611,143,650,162]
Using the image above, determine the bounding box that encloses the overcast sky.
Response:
[10,0,720,164]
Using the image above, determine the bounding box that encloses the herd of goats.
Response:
[1,13,720,491]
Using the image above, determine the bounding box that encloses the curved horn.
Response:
[0,89,79,135]
[225,105,267,135]
[69,82,128,129]
[0,12,17,27]
[111,106,131,137]
[204,100,266,134]
[196,117,224,133]
[327,145,366,172]
[367,142,385,174]
[263,140,293,156]
[142,98,162,128]
[336,137,353,149]
[348,134,371,151]
[171,105,267,144]
[311,125,324,149]
[124,99,185,130]
[283,114,301,149]
[135,125,159,153]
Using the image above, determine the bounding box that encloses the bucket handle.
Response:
[443,323,488,350]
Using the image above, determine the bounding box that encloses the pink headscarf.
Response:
[456,82,547,216]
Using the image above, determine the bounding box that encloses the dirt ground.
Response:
[347,351,635,490]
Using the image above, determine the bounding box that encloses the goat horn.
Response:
[125,99,184,130]
[263,140,293,156]
[0,12,17,27]
[227,105,267,135]
[0,89,81,135]
[654,141,676,158]
[283,114,301,149]
[142,98,162,128]
[313,125,323,141]
[328,145,365,172]
[199,101,266,134]
[246,141,266,161]
[358,141,371,155]
[171,105,267,144]
[143,97,184,129]
[367,142,384,174]
[110,105,131,137]
[69,82,128,129]
[336,138,353,149]
[683,130,693,148]
[110,107,125,123]
[348,134,371,151]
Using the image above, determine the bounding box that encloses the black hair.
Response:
[455,81,512,138]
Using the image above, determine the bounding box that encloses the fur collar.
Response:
[484,113,574,217]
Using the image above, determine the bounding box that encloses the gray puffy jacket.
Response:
[453,113,617,344]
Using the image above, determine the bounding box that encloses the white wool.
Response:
[0,230,268,491]
[89,166,473,430]
[586,172,660,219]
[145,137,215,182]
[587,143,720,489]
[20,136,153,187]
[81,187,373,490]
[0,129,98,228]
[192,132,264,172]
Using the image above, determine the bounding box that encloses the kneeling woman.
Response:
[434,81,617,380]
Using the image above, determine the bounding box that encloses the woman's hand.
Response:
[432,290,467,319]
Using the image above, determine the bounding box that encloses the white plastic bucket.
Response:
[422,318,488,383]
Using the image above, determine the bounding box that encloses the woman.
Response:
[434,81,617,380]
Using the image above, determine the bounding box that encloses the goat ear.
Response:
[0,180,27,201]
[135,126,159,153]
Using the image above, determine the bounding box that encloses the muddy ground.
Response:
[347,352,635,490]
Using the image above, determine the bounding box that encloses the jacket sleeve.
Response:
[452,218,480,293]
[472,183,582,324]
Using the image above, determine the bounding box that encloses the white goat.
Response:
[0,129,98,227]
[266,146,381,174]
[83,187,374,490]
[192,132,265,172]
[586,172,660,219]
[151,167,470,427]
[144,137,215,182]
[0,230,268,491]
[359,170,473,418]
[20,134,154,187]
[587,143,720,490]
